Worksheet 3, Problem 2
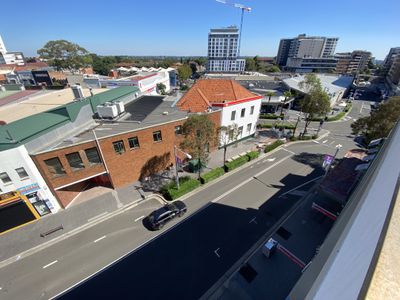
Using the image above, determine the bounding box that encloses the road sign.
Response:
[323,154,334,168]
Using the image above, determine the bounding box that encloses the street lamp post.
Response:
[174,145,192,189]
[325,144,342,175]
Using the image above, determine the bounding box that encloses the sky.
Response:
[1,0,399,60]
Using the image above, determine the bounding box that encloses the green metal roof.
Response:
[0,86,139,151]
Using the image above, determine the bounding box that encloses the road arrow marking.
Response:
[214,248,221,258]
[43,260,58,269]
[94,235,107,243]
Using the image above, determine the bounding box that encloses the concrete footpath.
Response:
[0,129,328,268]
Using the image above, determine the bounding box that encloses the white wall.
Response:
[0,146,61,213]
[219,99,261,145]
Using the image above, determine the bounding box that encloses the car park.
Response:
[146,201,187,230]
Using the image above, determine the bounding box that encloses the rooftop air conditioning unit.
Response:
[97,104,118,119]
[114,101,125,114]
[71,85,84,100]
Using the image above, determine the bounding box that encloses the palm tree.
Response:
[281,91,293,115]
[266,91,276,103]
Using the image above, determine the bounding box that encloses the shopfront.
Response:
[17,183,53,216]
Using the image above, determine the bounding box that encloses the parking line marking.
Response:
[93,235,107,243]
[322,140,328,144]
[134,215,145,222]
[214,248,221,258]
[277,245,305,268]
[267,158,276,162]
[313,140,319,144]
[42,260,58,269]
[282,148,295,154]
[249,217,257,224]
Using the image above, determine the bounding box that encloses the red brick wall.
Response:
[32,111,222,194]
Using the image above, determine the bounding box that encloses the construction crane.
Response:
[216,0,251,57]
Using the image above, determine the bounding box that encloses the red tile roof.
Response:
[177,79,261,112]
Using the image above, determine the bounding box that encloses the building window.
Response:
[15,167,29,179]
[66,152,85,171]
[231,111,236,121]
[250,106,255,115]
[85,148,101,165]
[0,172,12,184]
[241,108,246,118]
[238,126,243,137]
[128,136,140,149]
[153,131,162,142]
[247,123,252,134]
[113,140,125,154]
[174,125,183,135]
[44,158,66,177]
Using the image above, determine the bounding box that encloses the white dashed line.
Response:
[42,260,58,269]
[282,148,295,154]
[322,140,328,144]
[93,235,107,243]
[313,140,319,144]
[134,215,145,222]
[267,158,276,162]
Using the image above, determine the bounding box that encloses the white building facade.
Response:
[0,35,25,65]
[207,27,245,73]
[218,98,262,145]
[0,146,61,216]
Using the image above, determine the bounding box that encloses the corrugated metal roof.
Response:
[0,86,139,151]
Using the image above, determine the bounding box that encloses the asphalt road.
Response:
[0,100,369,300]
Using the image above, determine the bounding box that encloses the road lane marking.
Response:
[267,158,276,162]
[214,248,221,258]
[42,260,58,269]
[279,176,323,198]
[134,215,145,222]
[212,155,292,204]
[313,140,319,144]
[322,140,328,144]
[282,148,295,154]
[330,141,335,145]
[93,235,107,243]
[249,217,257,224]
[87,212,108,223]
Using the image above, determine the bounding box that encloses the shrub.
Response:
[247,151,260,161]
[264,140,284,153]
[161,178,200,200]
[327,111,346,121]
[200,167,224,184]
[224,155,249,172]
[259,114,284,120]
[258,123,295,129]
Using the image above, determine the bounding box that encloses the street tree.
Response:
[91,54,116,75]
[281,91,293,115]
[194,57,207,67]
[351,96,400,143]
[218,124,239,165]
[177,64,192,83]
[37,40,92,71]
[245,58,256,71]
[266,65,280,73]
[253,56,260,71]
[156,83,167,95]
[180,114,217,180]
[299,74,330,135]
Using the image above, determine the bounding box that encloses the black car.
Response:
[146,201,187,230]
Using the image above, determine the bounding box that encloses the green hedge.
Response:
[247,151,260,161]
[289,134,318,141]
[327,111,346,121]
[224,155,249,172]
[264,140,284,153]
[258,123,296,130]
[259,114,285,120]
[200,167,224,184]
[161,178,200,200]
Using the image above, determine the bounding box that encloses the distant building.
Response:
[382,47,400,95]
[285,57,338,73]
[207,27,245,73]
[382,47,400,74]
[276,34,339,68]
[335,51,372,74]
[0,35,25,65]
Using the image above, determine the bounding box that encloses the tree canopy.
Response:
[177,64,192,82]
[351,97,400,143]
[299,74,331,134]
[180,114,217,178]
[37,40,92,71]
[91,54,116,75]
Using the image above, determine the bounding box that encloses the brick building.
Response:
[31,95,221,207]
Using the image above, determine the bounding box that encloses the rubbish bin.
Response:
[262,238,278,258]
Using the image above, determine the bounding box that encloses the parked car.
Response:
[146,201,187,230]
